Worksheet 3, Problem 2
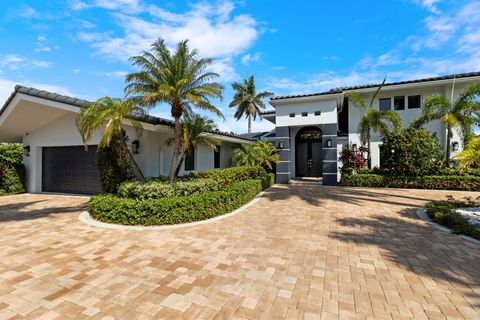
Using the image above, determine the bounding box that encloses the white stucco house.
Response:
[0,86,251,194]
[261,71,480,185]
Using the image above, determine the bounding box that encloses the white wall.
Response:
[275,98,338,127]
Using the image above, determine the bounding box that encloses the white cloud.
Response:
[0,54,51,71]
[34,46,51,53]
[17,5,38,18]
[70,0,142,13]
[97,71,128,79]
[72,68,81,73]
[218,116,274,134]
[241,52,261,65]
[412,0,441,14]
[77,1,260,82]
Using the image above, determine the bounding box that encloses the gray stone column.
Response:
[320,123,338,186]
[275,126,291,184]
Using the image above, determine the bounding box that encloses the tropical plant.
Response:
[229,75,273,133]
[338,144,367,175]
[410,82,480,167]
[346,78,403,168]
[230,141,279,171]
[167,113,220,177]
[75,96,144,179]
[125,38,224,182]
[455,137,480,170]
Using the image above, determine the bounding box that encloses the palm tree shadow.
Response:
[0,199,87,222]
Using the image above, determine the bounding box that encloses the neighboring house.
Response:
[0,86,251,194]
[261,71,480,185]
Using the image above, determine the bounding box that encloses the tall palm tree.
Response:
[410,82,480,167]
[76,96,145,179]
[125,38,224,181]
[229,75,273,133]
[167,113,220,176]
[346,78,403,168]
[455,137,480,170]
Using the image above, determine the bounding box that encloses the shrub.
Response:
[230,142,279,172]
[89,175,273,225]
[380,128,444,176]
[189,166,267,188]
[118,178,221,199]
[95,131,134,193]
[425,196,480,240]
[338,144,367,175]
[0,144,26,194]
[340,174,480,191]
[0,144,23,167]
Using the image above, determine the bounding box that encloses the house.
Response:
[261,71,480,185]
[0,86,251,194]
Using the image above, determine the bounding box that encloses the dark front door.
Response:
[42,146,102,194]
[296,127,322,177]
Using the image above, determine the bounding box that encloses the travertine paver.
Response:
[0,185,479,319]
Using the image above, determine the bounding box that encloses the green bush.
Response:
[425,197,480,240]
[118,178,221,199]
[380,128,444,176]
[89,175,273,225]
[0,144,26,194]
[188,166,267,188]
[340,174,480,191]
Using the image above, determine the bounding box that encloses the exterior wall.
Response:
[275,98,338,127]
[22,112,243,193]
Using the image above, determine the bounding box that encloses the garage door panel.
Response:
[42,146,102,194]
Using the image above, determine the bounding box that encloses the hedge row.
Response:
[0,144,26,194]
[188,166,267,188]
[89,174,274,226]
[425,198,480,240]
[340,174,480,191]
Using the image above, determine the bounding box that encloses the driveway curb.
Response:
[79,188,273,231]
[416,208,480,245]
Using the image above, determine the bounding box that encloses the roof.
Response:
[1,85,252,141]
[271,71,480,101]
[238,131,269,140]
[260,110,275,115]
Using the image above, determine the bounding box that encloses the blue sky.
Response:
[0,0,479,133]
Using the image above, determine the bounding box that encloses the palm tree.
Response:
[167,113,220,176]
[346,78,403,168]
[125,38,224,182]
[455,137,480,170]
[410,82,480,167]
[229,75,273,133]
[230,141,279,171]
[76,96,145,179]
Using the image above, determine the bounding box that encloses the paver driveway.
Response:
[0,185,480,320]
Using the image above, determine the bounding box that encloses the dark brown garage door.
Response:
[42,146,102,194]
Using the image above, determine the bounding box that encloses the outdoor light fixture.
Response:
[278,141,284,149]
[132,140,140,154]
[452,141,459,151]
[326,139,332,148]
[23,145,30,156]
[352,144,357,152]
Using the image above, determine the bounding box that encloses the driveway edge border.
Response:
[79,187,273,231]
[416,208,480,245]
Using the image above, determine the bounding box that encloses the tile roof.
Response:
[1,85,252,141]
[271,71,480,101]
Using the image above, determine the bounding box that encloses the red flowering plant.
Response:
[339,144,367,175]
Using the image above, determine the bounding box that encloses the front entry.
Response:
[295,127,322,177]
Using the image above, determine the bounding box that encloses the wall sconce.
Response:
[278,141,284,149]
[352,144,357,152]
[452,141,459,151]
[23,145,30,156]
[132,140,140,154]
[326,139,332,148]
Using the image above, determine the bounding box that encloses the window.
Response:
[394,96,405,110]
[185,148,195,171]
[289,113,295,117]
[379,98,391,111]
[214,147,221,169]
[314,111,321,116]
[408,95,421,109]
[302,112,308,117]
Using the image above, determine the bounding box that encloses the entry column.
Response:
[321,123,338,185]
[275,126,291,184]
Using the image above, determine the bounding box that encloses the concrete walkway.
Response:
[0,186,479,319]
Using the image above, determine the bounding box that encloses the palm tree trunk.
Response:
[175,154,184,177]
[446,125,452,167]
[121,140,144,180]
[169,116,182,182]
[248,116,252,134]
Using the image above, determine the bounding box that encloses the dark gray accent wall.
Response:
[320,122,338,186]
[275,126,291,184]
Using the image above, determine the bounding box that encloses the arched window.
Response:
[296,126,322,142]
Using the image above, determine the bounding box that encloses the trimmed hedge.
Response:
[89,174,274,226]
[340,174,480,191]
[0,144,26,194]
[117,178,221,199]
[188,166,267,188]
[425,197,480,240]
